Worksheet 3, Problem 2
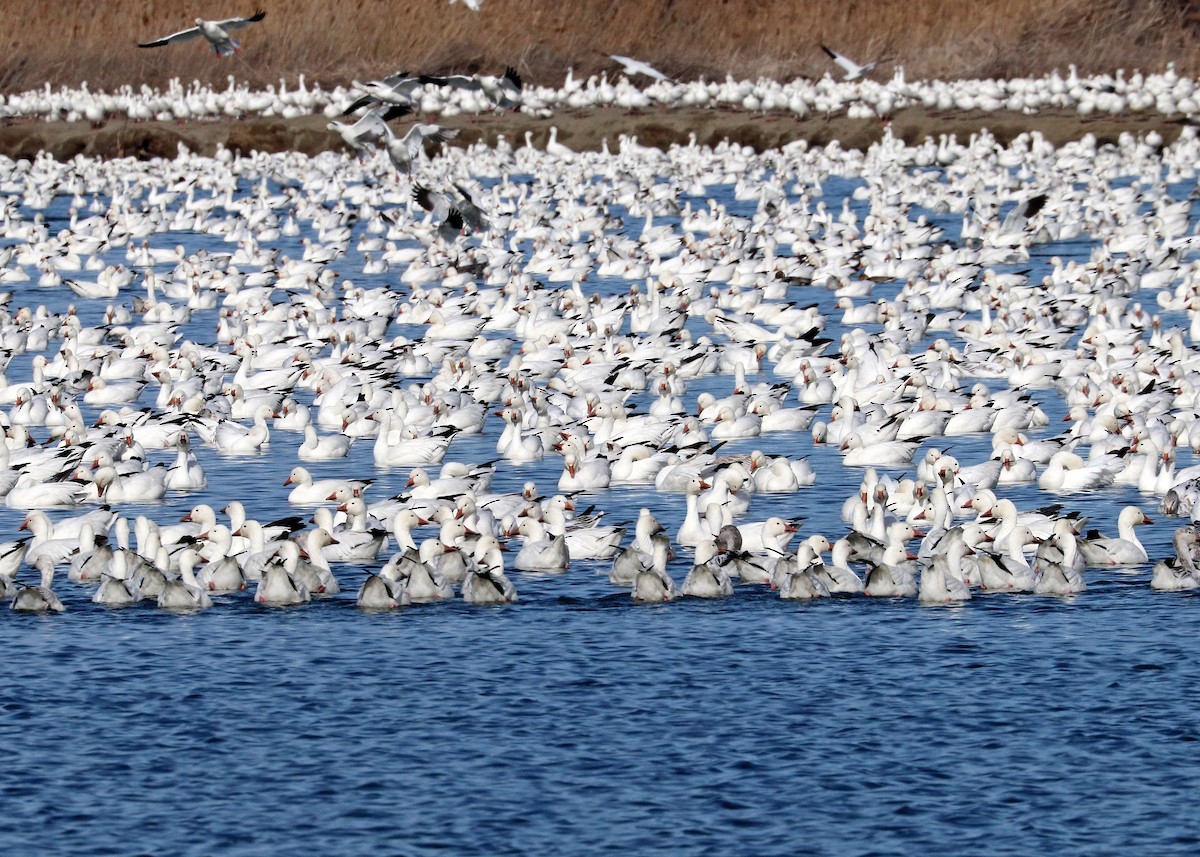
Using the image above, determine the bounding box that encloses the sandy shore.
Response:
[0,106,1191,160]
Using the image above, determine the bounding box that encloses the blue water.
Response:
[0,152,1198,855]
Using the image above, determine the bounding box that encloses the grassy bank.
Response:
[8,0,1200,92]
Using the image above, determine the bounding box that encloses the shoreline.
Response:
[0,106,1192,160]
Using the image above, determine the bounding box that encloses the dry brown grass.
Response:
[6,0,1200,92]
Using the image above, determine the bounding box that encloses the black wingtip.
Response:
[504,66,523,89]
[249,10,267,23]
[380,103,412,122]
[341,95,376,116]
[412,183,433,210]
[820,44,837,60]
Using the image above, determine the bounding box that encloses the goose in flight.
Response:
[413,182,489,233]
[340,71,426,114]
[327,104,411,154]
[418,67,523,110]
[410,185,467,242]
[384,124,460,174]
[820,44,884,81]
[610,55,673,83]
[1000,193,1049,233]
[138,10,266,57]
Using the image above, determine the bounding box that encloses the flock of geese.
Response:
[4,57,1200,124]
[3,38,1200,613]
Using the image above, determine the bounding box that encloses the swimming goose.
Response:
[138,10,266,56]
[462,536,517,604]
[610,531,672,587]
[298,423,351,461]
[11,556,64,613]
[631,557,678,603]
[863,544,918,597]
[1078,506,1153,566]
[92,552,140,606]
[918,541,973,603]
[283,466,366,505]
[512,517,570,572]
[773,540,832,600]
[681,539,735,598]
[164,431,206,490]
[254,550,311,606]
[392,540,455,603]
[1151,526,1200,591]
[357,570,409,610]
[157,548,213,610]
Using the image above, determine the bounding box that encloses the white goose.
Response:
[1078,506,1153,566]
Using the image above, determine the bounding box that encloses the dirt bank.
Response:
[0,106,1190,161]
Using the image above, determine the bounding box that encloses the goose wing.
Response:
[139,25,202,48]
[820,44,862,76]
[214,10,266,30]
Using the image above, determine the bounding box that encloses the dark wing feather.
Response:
[138,25,202,48]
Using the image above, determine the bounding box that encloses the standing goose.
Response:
[138,10,266,57]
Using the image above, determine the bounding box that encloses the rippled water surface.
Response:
[2,156,1200,855]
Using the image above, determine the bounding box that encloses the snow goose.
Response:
[839,432,920,467]
[1151,526,1200,591]
[918,541,973,604]
[392,540,455,603]
[138,10,266,57]
[632,555,677,602]
[681,539,734,598]
[92,552,140,606]
[541,505,624,559]
[283,466,364,505]
[323,497,389,562]
[254,551,311,606]
[462,536,517,604]
[298,423,351,461]
[1078,506,1153,566]
[815,538,864,594]
[610,55,673,83]
[357,573,408,610]
[512,517,570,572]
[976,525,1039,592]
[820,44,886,81]
[676,476,711,547]
[157,548,213,610]
[164,431,206,490]
[1034,525,1087,596]
[774,540,832,601]
[863,544,918,597]
[11,557,65,613]
[384,124,460,174]
[212,405,273,454]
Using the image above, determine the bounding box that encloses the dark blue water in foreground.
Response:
[1,162,1199,855]
[5,580,1200,856]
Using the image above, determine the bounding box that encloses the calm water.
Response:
[0,153,1198,855]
